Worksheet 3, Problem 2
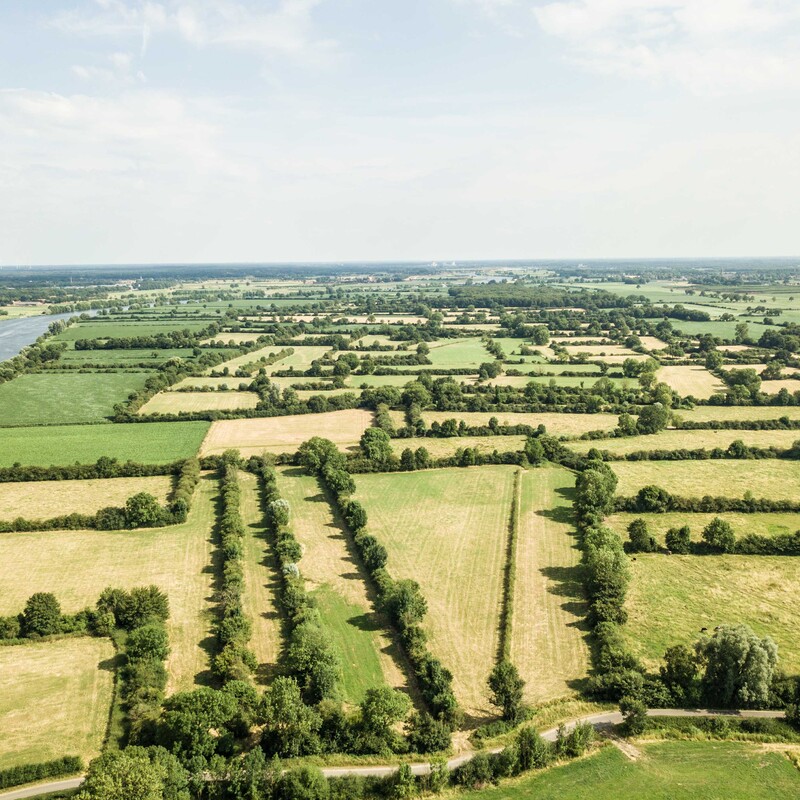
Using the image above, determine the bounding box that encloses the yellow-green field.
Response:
[0,638,114,769]
[0,475,173,520]
[611,460,800,500]
[264,346,332,375]
[139,391,259,414]
[200,409,375,456]
[355,466,517,719]
[675,405,800,423]
[389,435,527,459]
[656,365,726,399]
[511,468,590,704]
[0,476,218,693]
[421,411,620,436]
[205,344,292,376]
[626,554,800,671]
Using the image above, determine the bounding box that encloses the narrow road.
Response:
[0,708,786,798]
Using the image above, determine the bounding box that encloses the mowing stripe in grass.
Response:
[498,468,521,663]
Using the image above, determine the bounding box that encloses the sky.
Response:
[1,0,799,265]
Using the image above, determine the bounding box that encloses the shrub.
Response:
[702,517,736,553]
[665,525,691,554]
[22,592,61,637]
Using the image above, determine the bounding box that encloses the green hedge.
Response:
[0,756,83,789]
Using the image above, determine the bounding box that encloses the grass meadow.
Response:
[0,421,210,467]
[425,338,492,369]
[0,638,115,770]
[54,320,211,341]
[355,466,516,719]
[139,390,259,414]
[674,405,800,423]
[58,347,199,365]
[420,411,620,436]
[389,435,527,459]
[657,365,726,399]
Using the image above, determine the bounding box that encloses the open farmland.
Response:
[0,475,173,519]
[511,468,590,703]
[657,365,726,399]
[425,338,491,368]
[54,320,211,341]
[421,411,620,435]
[0,638,114,769]
[139,390,259,414]
[625,554,800,671]
[264,345,332,374]
[200,409,374,456]
[0,475,218,693]
[0,372,151,426]
[675,404,800,423]
[59,347,199,365]
[389,435,527,459]
[355,466,516,718]
[611,459,800,501]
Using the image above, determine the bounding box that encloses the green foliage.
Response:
[626,518,657,553]
[0,756,83,790]
[701,517,736,553]
[275,765,329,800]
[619,695,648,735]
[126,623,170,662]
[22,592,62,637]
[487,661,525,722]
[636,403,670,435]
[665,525,691,554]
[261,676,323,758]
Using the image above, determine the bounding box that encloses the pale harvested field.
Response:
[675,405,800,423]
[760,379,800,394]
[511,468,590,704]
[0,638,114,769]
[173,377,249,390]
[201,332,263,345]
[201,409,375,456]
[611,460,800,501]
[205,344,291,375]
[568,428,800,455]
[389,435,527,459]
[0,475,218,693]
[558,345,636,357]
[638,336,667,350]
[139,391,259,415]
[275,469,408,704]
[239,470,282,684]
[421,411,620,436]
[657,365,725,399]
[355,466,516,720]
[0,475,172,520]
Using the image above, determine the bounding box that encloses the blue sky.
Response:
[1,0,798,264]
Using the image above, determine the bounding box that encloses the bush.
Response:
[665,525,691,554]
[126,623,170,662]
[627,518,657,553]
[0,756,83,790]
[702,517,736,553]
[22,592,61,637]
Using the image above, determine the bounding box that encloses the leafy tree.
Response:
[359,687,411,742]
[702,517,736,553]
[125,493,164,528]
[636,403,669,435]
[297,437,345,473]
[516,726,552,771]
[126,623,170,662]
[627,518,656,553]
[22,592,61,637]
[401,382,431,408]
[406,712,451,753]
[400,448,416,471]
[523,437,545,465]
[385,579,427,628]
[261,676,322,757]
[275,766,329,800]
[705,350,724,370]
[665,525,691,554]
[635,485,672,513]
[268,499,290,527]
[660,644,700,705]
[286,622,342,702]
[617,413,638,436]
[619,695,647,735]
[488,660,526,722]
[359,428,393,464]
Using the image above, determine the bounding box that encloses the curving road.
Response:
[0,708,785,799]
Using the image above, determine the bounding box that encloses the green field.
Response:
[675,405,800,423]
[461,741,800,799]
[421,411,620,436]
[0,421,209,466]
[0,373,151,426]
[426,338,491,368]
[58,348,199,365]
[389,435,527,459]
[55,320,211,341]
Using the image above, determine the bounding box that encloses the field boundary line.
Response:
[498,468,521,662]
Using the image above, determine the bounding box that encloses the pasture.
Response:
[625,554,800,670]
[264,345,332,374]
[0,421,210,467]
[389,435,527,459]
[207,344,291,376]
[425,338,491,369]
[0,373,151,426]
[139,390,259,415]
[421,411,620,436]
[657,365,725,399]
[511,468,590,703]
[59,347,198,365]
[0,638,114,770]
[54,320,211,341]
[0,475,219,693]
[675,404,800,423]
[610,460,800,501]
[355,466,516,718]
[200,409,375,456]
[0,475,173,520]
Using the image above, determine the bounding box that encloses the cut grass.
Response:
[511,468,590,704]
[201,409,375,457]
[657,365,726,399]
[610,460,800,501]
[0,373,151,426]
[0,638,115,770]
[139,391,259,414]
[354,466,516,719]
[426,338,492,369]
[675,405,800,423]
[0,475,173,519]
[626,554,800,671]
[0,475,219,693]
[264,346,332,375]
[389,435,527,459]
[0,421,210,467]
[54,320,210,341]
[421,411,620,436]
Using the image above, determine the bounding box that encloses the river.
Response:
[0,311,92,363]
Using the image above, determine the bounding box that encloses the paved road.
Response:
[0,708,786,797]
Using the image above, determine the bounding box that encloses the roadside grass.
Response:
[0,475,173,519]
[0,421,210,467]
[354,466,516,720]
[420,411,620,436]
[389,435,527,459]
[0,638,115,769]
[139,390,259,414]
[610,460,800,501]
[0,475,219,693]
[626,554,800,671]
[0,373,151,426]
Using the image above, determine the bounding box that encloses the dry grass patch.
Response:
[511,468,590,704]
[201,332,263,345]
[760,379,800,394]
[421,411,619,436]
[389,435,527,459]
[0,475,172,520]
[675,405,800,423]
[657,365,725,399]
[139,391,259,415]
[201,409,375,457]
[0,638,114,769]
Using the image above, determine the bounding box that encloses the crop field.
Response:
[0,475,219,693]
[465,741,800,799]
[200,409,375,456]
[569,427,800,455]
[0,372,151,426]
[55,320,211,341]
[0,475,173,519]
[59,347,198,365]
[139,390,259,414]
[345,374,414,388]
[611,460,800,500]
[625,554,800,671]
[0,638,115,770]
[511,468,590,703]
[675,404,800,423]
[657,365,726,399]
[389,435,527,458]
[355,466,516,719]
[421,411,620,435]
[275,468,407,704]
[426,338,491,368]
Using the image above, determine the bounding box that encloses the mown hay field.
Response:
[426,338,491,369]
[201,409,374,457]
[511,468,590,704]
[657,365,725,399]
[206,344,293,376]
[264,345,332,375]
[0,475,173,520]
[275,468,407,704]
[0,421,210,467]
[389,435,527,459]
[54,320,211,341]
[760,379,800,394]
[355,466,516,719]
[201,332,263,344]
[675,405,800,423]
[0,638,114,769]
[0,373,152,426]
[421,411,620,435]
[625,554,800,671]
[611,459,800,501]
[139,391,259,415]
[0,475,219,693]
